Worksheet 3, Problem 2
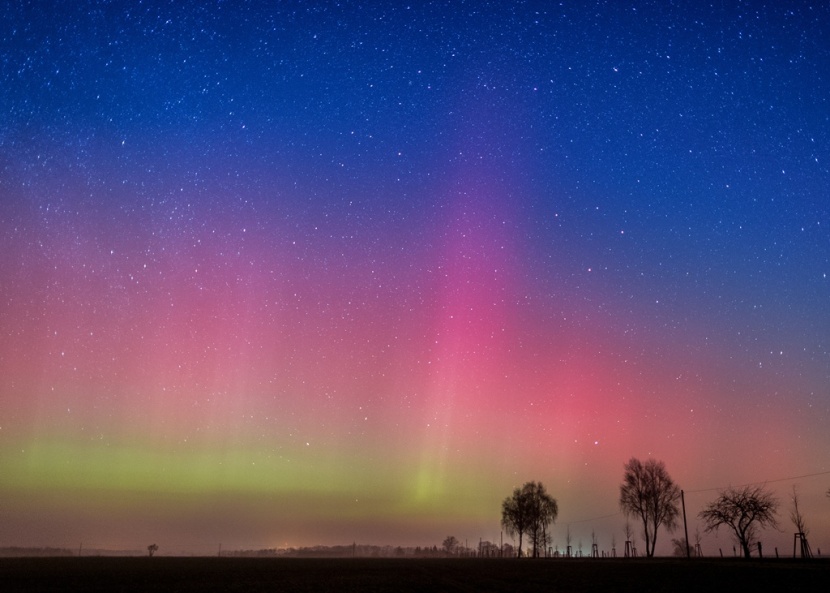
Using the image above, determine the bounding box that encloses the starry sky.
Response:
[1,0,829,555]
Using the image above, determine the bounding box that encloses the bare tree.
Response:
[502,486,531,557]
[790,486,812,557]
[504,482,557,558]
[619,457,681,557]
[789,486,808,536]
[698,485,779,559]
[528,482,558,558]
[147,543,158,557]
[501,481,559,558]
[565,524,572,556]
[442,535,458,556]
[671,537,688,557]
[623,520,635,556]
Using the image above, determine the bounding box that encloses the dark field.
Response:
[1,557,827,592]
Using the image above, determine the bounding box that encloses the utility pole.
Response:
[681,490,690,558]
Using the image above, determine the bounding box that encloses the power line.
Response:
[565,511,621,525]
[685,469,830,494]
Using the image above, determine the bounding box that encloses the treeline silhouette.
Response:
[0,547,74,557]
[229,544,470,558]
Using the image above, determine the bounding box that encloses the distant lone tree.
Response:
[442,535,458,556]
[147,543,158,557]
[671,537,688,557]
[698,485,779,559]
[618,457,680,557]
[501,481,559,558]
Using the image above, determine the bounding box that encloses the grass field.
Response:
[1,557,827,592]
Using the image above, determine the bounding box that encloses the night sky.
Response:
[1,1,829,555]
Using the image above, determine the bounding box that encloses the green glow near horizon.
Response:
[1,439,496,522]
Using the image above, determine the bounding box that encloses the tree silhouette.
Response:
[442,535,458,556]
[147,543,158,557]
[698,485,779,559]
[501,481,558,558]
[623,520,633,544]
[618,457,680,557]
[671,537,688,557]
[565,524,572,557]
[693,527,703,556]
[502,487,529,557]
[790,486,811,558]
[527,482,558,557]
[789,486,808,536]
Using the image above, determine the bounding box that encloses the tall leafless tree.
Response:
[619,457,681,557]
[698,484,779,559]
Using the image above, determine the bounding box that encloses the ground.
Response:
[1,557,827,592]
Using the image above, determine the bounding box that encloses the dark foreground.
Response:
[1,557,827,592]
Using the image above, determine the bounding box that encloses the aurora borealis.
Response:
[1,1,829,555]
